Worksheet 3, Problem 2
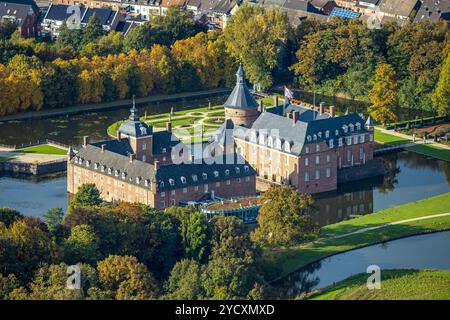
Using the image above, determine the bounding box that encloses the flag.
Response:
[284,86,293,100]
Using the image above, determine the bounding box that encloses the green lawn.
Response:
[0,156,16,163]
[374,129,411,146]
[406,144,450,162]
[268,193,450,281]
[14,144,67,155]
[309,269,450,300]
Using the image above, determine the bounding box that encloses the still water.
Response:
[272,230,450,298]
[0,151,449,219]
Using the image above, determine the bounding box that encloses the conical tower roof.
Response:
[224,65,258,110]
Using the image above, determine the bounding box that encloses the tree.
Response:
[223,4,289,88]
[180,211,211,263]
[432,52,450,116]
[97,255,159,300]
[0,273,20,300]
[123,23,155,52]
[81,13,104,46]
[70,183,102,207]
[64,224,100,265]
[368,63,398,124]
[0,20,18,40]
[0,208,23,227]
[251,186,315,248]
[56,21,82,50]
[163,259,202,299]
[43,207,64,232]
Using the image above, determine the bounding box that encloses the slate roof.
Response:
[72,142,255,192]
[0,2,35,22]
[44,4,118,26]
[72,144,156,189]
[414,0,450,22]
[118,102,153,138]
[223,65,258,110]
[115,20,135,35]
[379,0,418,18]
[234,106,368,156]
[266,104,331,122]
[91,139,134,156]
[1,0,38,12]
[152,130,180,155]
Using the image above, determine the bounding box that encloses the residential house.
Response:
[0,0,39,37]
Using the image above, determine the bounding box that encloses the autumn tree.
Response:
[0,208,23,227]
[223,4,289,88]
[163,259,202,299]
[251,186,315,248]
[368,63,398,124]
[432,52,450,116]
[64,224,100,265]
[97,255,159,300]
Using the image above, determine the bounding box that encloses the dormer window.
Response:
[114,170,119,177]
[145,180,149,187]
[192,174,198,182]
[213,171,219,177]
[181,176,187,184]
[169,179,175,186]
[313,134,317,141]
[121,172,126,179]
[343,125,348,133]
[267,136,273,147]
[251,131,257,143]
[235,167,240,174]
[79,158,83,165]
[335,129,339,136]
[275,138,282,149]
[136,177,141,184]
[86,160,91,167]
[101,165,105,172]
[356,122,361,131]
[325,130,330,138]
[307,135,312,142]
[74,157,78,164]
[318,132,322,138]
[284,141,291,153]
[108,168,112,174]
[160,181,164,188]
[259,133,265,145]
[94,163,99,170]
[225,169,229,176]
[329,139,334,148]
[140,126,147,135]
[349,124,354,132]
[244,165,249,172]
[202,173,207,180]
[162,148,166,153]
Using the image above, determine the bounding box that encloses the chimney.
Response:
[259,100,263,113]
[329,106,335,118]
[129,153,135,163]
[166,121,172,133]
[154,160,159,171]
[292,111,300,125]
[319,102,324,116]
[83,135,89,147]
[274,95,279,107]
[101,144,106,152]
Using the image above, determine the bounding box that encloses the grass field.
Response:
[406,144,450,162]
[309,269,450,300]
[267,193,450,280]
[14,144,67,155]
[374,129,411,146]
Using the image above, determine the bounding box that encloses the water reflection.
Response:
[311,151,450,226]
[272,231,450,299]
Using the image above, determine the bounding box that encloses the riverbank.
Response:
[0,88,231,122]
[267,192,450,281]
[374,127,450,162]
[307,269,450,300]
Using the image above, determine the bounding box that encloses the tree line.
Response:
[0,184,316,300]
[0,4,448,119]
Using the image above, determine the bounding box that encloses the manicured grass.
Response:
[374,129,410,146]
[407,144,450,162]
[0,156,16,163]
[268,193,450,280]
[14,144,67,155]
[309,269,450,300]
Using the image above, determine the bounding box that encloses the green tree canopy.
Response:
[70,183,102,207]
[163,259,202,299]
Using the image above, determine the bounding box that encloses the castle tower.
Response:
[117,96,153,162]
[224,65,259,128]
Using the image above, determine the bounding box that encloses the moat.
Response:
[0,94,446,220]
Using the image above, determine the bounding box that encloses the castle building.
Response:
[67,98,256,209]
[216,65,375,194]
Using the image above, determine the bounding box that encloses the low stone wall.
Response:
[337,160,385,184]
[0,160,67,175]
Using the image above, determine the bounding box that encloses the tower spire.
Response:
[236,63,245,84]
[129,95,139,121]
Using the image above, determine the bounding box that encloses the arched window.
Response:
[267,136,273,147]
[202,173,207,180]
[169,179,175,186]
[192,174,198,182]
[284,141,291,153]
[181,176,187,184]
[307,135,312,142]
[235,167,240,174]
[225,169,230,176]
[213,171,219,177]
[140,126,147,135]
[136,177,141,184]
[275,138,282,149]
